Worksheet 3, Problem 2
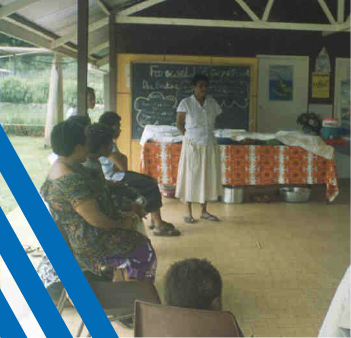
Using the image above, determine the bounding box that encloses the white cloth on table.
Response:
[178,94,222,145]
[228,131,277,141]
[214,129,247,138]
[225,130,334,159]
[139,125,183,147]
[319,265,350,337]
[275,131,334,159]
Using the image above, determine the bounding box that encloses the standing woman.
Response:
[176,74,223,223]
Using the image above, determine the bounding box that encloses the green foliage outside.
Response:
[0,32,105,137]
[0,135,52,215]
[2,124,44,136]
[0,75,103,105]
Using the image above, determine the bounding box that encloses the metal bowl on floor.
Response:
[279,187,311,203]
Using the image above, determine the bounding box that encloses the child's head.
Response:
[99,111,121,139]
[85,123,114,157]
[164,258,222,311]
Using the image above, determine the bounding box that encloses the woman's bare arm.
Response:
[108,147,128,172]
[74,198,137,230]
[176,112,186,135]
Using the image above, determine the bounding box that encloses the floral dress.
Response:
[37,163,156,288]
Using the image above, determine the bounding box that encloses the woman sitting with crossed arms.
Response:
[40,118,157,283]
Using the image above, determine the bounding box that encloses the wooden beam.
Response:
[96,55,108,67]
[338,19,350,30]
[0,19,97,64]
[322,17,350,35]
[337,0,345,23]
[0,0,42,19]
[317,0,336,24]
[235,0,259,21]
[90,41,108,55]
[97,0,110,16]
[116,15,342,32]
[116,0,166,17]
[77,0,89,116]
[262,0,275,21]
[51,17,108,50]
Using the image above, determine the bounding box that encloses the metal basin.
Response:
[223,185,244,204]
[279,187,311,203]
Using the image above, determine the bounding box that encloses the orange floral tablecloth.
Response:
[141,143,339,202]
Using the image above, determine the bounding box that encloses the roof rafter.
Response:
[96,54,108,67]
[262,0,275,21]
[51,17,108,50]
[0,16,97,64]
[89,41,108,55]
[235,0,259,21]
[116,15,349,32]
[97,0,110,15]
[0,0,43,19]
[337,0,345,22]
[317,0,336,24]
[117,0,167,17]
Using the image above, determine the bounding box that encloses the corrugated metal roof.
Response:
[0,0,348,67]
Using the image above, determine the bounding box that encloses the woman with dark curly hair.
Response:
[40,119,157,283]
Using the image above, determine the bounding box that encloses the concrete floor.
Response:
[1,180,350,337]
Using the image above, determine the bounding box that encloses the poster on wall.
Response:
[312,72,330,98]
[269,65,293,101]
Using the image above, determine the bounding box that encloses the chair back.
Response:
[88,281,161,316]
[134,301,242,337]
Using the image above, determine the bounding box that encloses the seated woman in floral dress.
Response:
[39,118,157,286]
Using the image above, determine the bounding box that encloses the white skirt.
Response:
[175,137,222,203]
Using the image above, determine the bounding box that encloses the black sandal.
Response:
[149,221,174,230]
[153,227,181,237]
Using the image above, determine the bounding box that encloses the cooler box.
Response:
[321,126,342,139]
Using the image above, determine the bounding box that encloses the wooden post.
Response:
[44,53,63,148]
[109,13,117,112]
[77,0,89,116]
[103,73,110,110]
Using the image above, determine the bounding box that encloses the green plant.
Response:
[30,79,49,103]
[2,124,44,136]
[0,76,29,103]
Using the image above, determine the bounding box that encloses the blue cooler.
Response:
[321,126,342,139]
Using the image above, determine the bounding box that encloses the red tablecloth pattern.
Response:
[141,143,339,202]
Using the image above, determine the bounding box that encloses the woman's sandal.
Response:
[149,221,174,230]
[183,216,196,224]
[200,214,220,222]
[153,227,181,237]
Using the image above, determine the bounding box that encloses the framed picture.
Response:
[312,72,330,98]
[269,65,293,101]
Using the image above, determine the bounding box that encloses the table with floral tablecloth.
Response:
[141,142,339,202]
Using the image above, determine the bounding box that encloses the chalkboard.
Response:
[131,63,251,139]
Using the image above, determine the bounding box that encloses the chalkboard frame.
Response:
[130,60,257,139]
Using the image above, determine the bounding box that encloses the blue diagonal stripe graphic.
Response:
[0,290,27,338]
[0,208,71,337]
[0,126,118,337]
